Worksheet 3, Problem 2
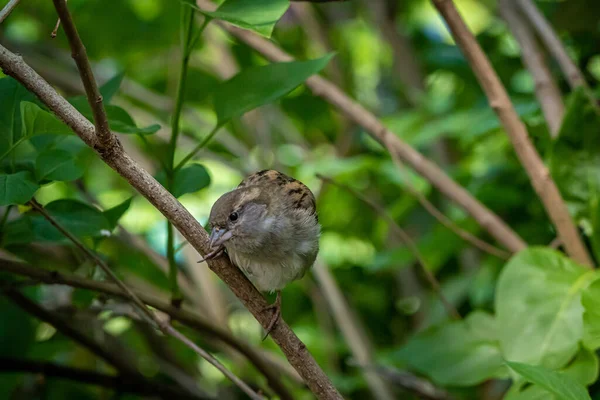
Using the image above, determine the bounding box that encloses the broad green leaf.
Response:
[31,200,111,241]
[100,72,125,103]
[157,164,211,198]
[507,361,591,400]
[0,77,34,157]
[21,102,72,137]
[103,197,133,230]
[496,248,596,369]
[392,311,506,386]
[69,97,160,135]
[581,279,600,349]
[182,0,289,38]
[35,149,84,182]
[506,348,597,400]
[0,171,39,206]
[214,55,334,127]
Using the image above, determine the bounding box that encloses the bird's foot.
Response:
[197,247,224,263]
[261,291,282,341]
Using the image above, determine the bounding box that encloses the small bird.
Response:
[202,170,320,338]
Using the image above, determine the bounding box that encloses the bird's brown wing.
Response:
[238,170,316,214]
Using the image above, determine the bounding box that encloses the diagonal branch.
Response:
[53,0,116,150]
[431,0,593,267]
[499,0,564,137]
[0,43,341,400]
[513,0,588,91]
[0,0,20,23]
[193,0,528,255]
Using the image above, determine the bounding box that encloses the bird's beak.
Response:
[209,228,233,248]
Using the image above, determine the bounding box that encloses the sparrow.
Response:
[201,170,320,338]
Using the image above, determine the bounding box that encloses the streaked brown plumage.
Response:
[203,170,320,338]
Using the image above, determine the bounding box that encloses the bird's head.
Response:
[207,187,271,251]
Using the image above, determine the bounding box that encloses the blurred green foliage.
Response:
[1,0,600,399]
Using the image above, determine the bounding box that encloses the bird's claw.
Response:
[197,246,224,263]
[261,291,282,341]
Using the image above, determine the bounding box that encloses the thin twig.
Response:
[27,200,263,400]
[431,0,593,267]
[52,0,116,149]
[499,0,564,137]
[193,0,527,256]
[0,357,210,400]
[513,0,588,91]
[0,257,294,400]
[317,174,461,320]
[0,0,20,23]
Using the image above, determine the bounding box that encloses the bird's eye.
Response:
[229,212,239,222]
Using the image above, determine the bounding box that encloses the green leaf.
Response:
[0,77,35,157]
[157,164,211,198]
[32,200,111,241]
[103,197,133,230]
[496,248,596,369]
[391,311,507,386]
[21,102,72,137]
[100,72,125,103]
[507,361,591,400]
[0,171,39,205]
[214,54,334,126]
[581,278,600,349]
[182,0,289,38]
[35,149,84,182]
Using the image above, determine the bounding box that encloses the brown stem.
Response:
[430,0,593,267]
[0,257,294,400]
[193,0,527,256]
[27,200,262,399]
[499,0,564,137]
[513,0,588,91]
[0,357,209,400]
[52,0,116,150]
[317,174,461,320]
[0,44,340,400]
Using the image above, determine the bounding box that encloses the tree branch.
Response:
[431,0,593,267]
[193,0,528,256]
[52,0,116,150]
[513,0,588,91]
[499,0,564,137]
[0,0,20,23]
[0,357,210,400]
[0,42,341,399]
